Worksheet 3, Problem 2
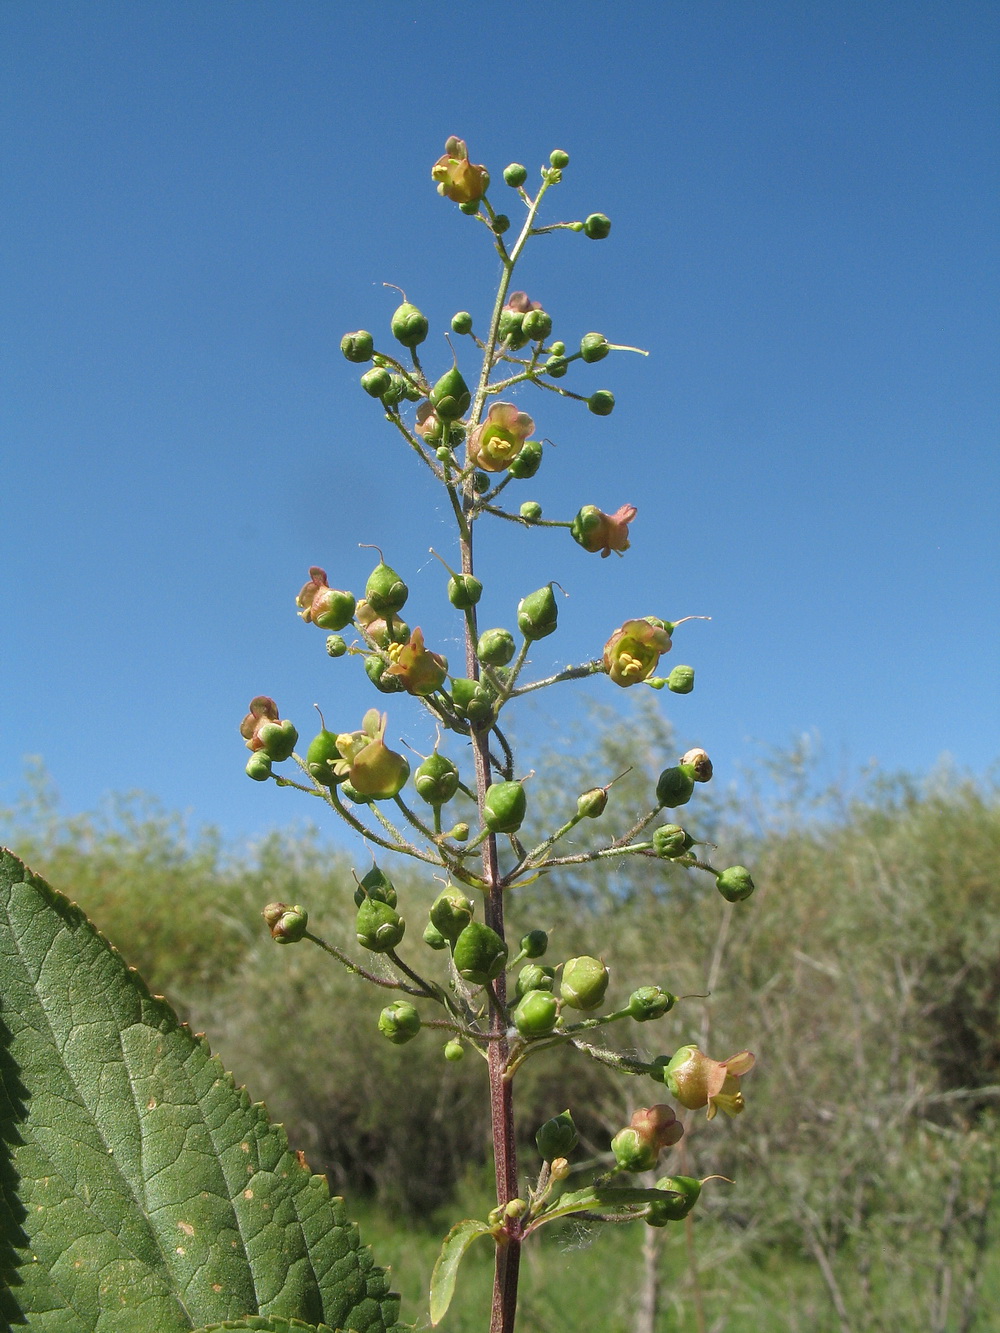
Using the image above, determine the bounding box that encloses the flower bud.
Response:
[517,584,558,641]
[356,897,405,953]
[365,560,409,616]
[587,390,615,416]
[361,367,392,398]
[498,307,527,348]
[429,886,475,942]
[549,340,566,356]
[451,310,473,335]
[447,573,483,609]
[655,765,696,809]
[653,824,694,858]
[341,330,374,363]
[255,719,298,763]
[452,921,508,985]
[543,354,568,378]
[264,902,308,944]
[245,753,272,782]
[627,986,677,1022]
[296,567,357,631]
[513,989,559,1037]
[503,162,527,187]
[522,308,552,342]
[355,865,397,908]
[716,866,755,902]
[515,963,556,1000]
[577,787,609,818]
[560,956,609,1011]
[483,780,527,834]
[647,1175,702,1224]
[450,676,494,725]
[543,166,563,185]
[414,751,460,806]
[519,501,542,522]
[492,213,510,235]
[583,212,611,239]
[447,822,470,842]
[612,1105,683,1173]
[430,365,471,421]
[459,199,480,215]
[580,332,610,363]
[666,665,695,694]
[379,374,408,408]
[390,301,428,348]
[535,1110,579,1162]
[477,628,516,667]
[680,748,712,783]
[378,1000,421,1045]
[423,921,448,950]
[549,149,570,169]
[444,1038,465,1061]
[520,929,549,959]
[306,729,343,787]
[326,634,348,658]
[508,439,543,478]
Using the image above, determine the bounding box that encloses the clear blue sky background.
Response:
[3,2,998,846]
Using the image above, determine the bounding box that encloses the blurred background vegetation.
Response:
[3,713,998,1333]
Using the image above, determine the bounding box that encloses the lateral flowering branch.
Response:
[240,138,757,1333]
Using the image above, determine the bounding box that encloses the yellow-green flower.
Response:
[467,402,535,473]
[431,136,489,204]
[663,1046,756,1120]
[384,627,448,696]
[602,618,672,686]
[571,503,637,558]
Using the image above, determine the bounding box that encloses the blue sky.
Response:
[3,2,998,846]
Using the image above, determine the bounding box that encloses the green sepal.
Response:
[522,308,552,342]
[583,212,611,239]
[365,655,406,693]
[451,311,473,334]
[515,963,556,1001]
[429,1219,496,1326]
[560,955,609,1010]
[587,390,615,416]
[257,719,298,763]
[652,824,694,858]
[423,921,449,950]
[580,332,610,363]
[520,928,549,958]
[361,367,392,398]
[246,752,273,781]
[450,676,494,725]
[716,865,755,902]
[535,1109,579,1161]
[646,1175,702,1225]
[503,162,528,187]
[627,986,677,1021]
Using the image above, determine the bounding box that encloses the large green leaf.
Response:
[0,849,408,1333]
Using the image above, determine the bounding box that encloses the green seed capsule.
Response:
[378,1000,421,1045]
[520,929,549,959]
[325,634,348,658]
[341,330,374,363]
[560,955,610,1011]
[612,1127,657,1174]
[515,963,556,1000]
[444,1038,465,1061]
[508,439,543,479]
[265,903,309,944]
[430,365,471,421]
[520,501,542,521]
[513,989,559,1037]
[522,309,552,342]
[365,561,409,616]
[256,719,298,763]
[655,765,696,809]
[503,163,528,188]
[583,212,611,239]
[653,824,694,858]
[666,665,695,694]
[414,751,460,806]
[310,588,356,631]
[245,752,273,782]
[452,921,508,985]
[380,374,408,408]
[423,921,449,950]
[447,573,483,609]
[483,780,527,834]
[543,354,568,379]
[588,390,615,416]
[627,986,677,1021]
[429,886,475,942]
[549,149,570,169]
[517,584,558,641]
[361,367,392,398]
[306,730,343,787]
[390,301,428,348]
[536,1110,579,1161]
[580,332,610,363]
[356,865,397,908]
[477,628,516,667]
[450,676,494,725]
[716,866,755,902]
[451,311,473,335]
[356,898,405,952]
[577,787,609,818]
[648,1175,702,1223]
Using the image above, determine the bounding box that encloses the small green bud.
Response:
[513,989,559,1037]
[429,886,475,942]
[680,747,713,783]
[653,824,694,858]
[263,902,309,944]
[423,921,449,950]
[612,1127,657,1173]
[447,821,470,842]
[492,213,511,235]
[549,149,570,169]
[666,665,695,694]
[583,212,611,239]
[473,471,490,493]
[326,634,347,658]
[364,655,405,693]
[543,166,563,184]
[356,898,405,952]
[306,730,343,787]
[390,301,428,348]
[536,1110,579,1161]
[430,364,471,420]
[716,866,755,903]
[655,765,696,809]
[414,751,460,806]
[451,310,473,335]
[627,986,677,1022]
[520,501,542,521]
[561,955,610,1011]
[522,308,552,341]
[647,1175,702,1224]
[341,330,374,363]
[483,780,527,834]
[245,753,272,782]
[444,1038,465,1061]
[517,583,559,641]
[340,780,373,804]
[515,963,556,1000]
[450,676,494,725]
[477,628,516,667]
[361,367,392,398]
[447,573,483,609]
[459,199,480,215]
[520,929,549,959]
[452,921,508,986]
[580,332,610,363]
[256,719,298,763]
[587,390,615,416]
[435,444,452,461]
[380,373,408,408]
[577,786,609,818]
[508,438,543,478]
[503,162,528,187]
[498,307,527,348]
[356,865,397,908]
[543,354,568,379]
[378,1000,421,1045]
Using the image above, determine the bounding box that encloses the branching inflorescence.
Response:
[241,138,756,1333]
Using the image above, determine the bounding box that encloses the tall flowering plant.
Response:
[245,140,757,1332]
